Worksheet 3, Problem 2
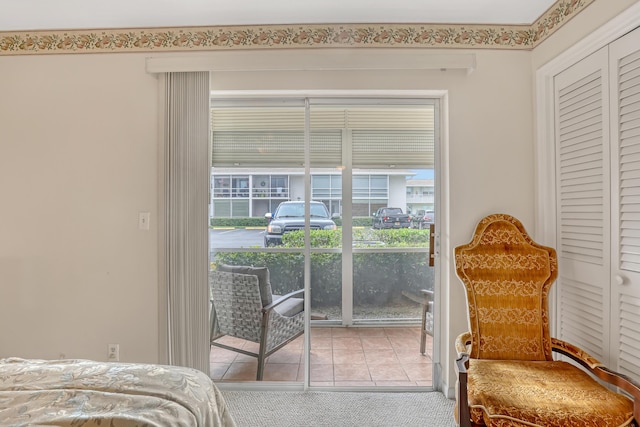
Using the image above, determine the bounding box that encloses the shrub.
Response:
[280,228,430,248]
[210,217,267,227]
[281,230,342,247]
[212,227,433,307]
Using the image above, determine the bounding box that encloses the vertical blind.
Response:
[163,72,210,373]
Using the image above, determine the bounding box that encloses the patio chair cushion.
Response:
[271,296,304,317]
[217,264,273,306]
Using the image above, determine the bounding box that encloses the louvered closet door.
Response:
[610,27,640,382]
[554,46,611,363]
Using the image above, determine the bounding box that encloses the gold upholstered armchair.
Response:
[454,214,640,427]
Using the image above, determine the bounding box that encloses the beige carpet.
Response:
[221,391,456,427]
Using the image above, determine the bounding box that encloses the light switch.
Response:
[138,212,150,230]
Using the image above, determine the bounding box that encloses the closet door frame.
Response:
[535,3,640,337]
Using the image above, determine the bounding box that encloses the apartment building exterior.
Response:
[211,169,434,218]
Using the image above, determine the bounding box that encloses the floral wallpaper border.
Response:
[0,0,593,56]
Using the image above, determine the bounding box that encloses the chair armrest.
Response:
[420,290,435,309]
[551,338,602,369]
[455,331,472,357]
[420,289,434,299]
[263,289,304,313]
[552,338,640,422]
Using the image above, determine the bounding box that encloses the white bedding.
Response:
[0,358,236,427]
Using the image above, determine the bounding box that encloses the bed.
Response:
[0,357,236,426]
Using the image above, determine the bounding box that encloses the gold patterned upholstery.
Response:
[454,214,640,427]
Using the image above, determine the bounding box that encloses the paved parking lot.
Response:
[210,228,264,249]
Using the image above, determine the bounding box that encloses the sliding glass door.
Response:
[308,101,436,388]
[208,96,438,390]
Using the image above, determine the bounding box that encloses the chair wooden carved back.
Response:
[455,213,557,361]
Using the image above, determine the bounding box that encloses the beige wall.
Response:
[0,54,160,362]
[0,47,534,394]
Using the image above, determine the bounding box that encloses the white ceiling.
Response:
[1,0,558,32]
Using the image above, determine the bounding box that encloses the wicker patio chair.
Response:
[402,289,434,355]
[209,267,304,381]
[454,213,640,427]
[419,289,434,355]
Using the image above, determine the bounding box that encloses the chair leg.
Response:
[256,348,266,381]
[256,311,270,381]
[209,302,219,345]
[456,356,471,427]
[420,303,428,354]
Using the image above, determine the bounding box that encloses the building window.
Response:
[232,176,249,197]
[214,176,230,197]
[271,175,288,197]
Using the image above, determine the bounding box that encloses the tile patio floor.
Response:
[210,326,433,387]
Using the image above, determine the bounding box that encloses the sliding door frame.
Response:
[210,90,445,391]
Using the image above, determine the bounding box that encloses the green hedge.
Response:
[210,217,267,227]
[212,228,433,307]
[334,217,371,227]
[281,228,429,247]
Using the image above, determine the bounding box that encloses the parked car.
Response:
[264,201,338,246]
[411,210,434,229]
[372,207,411,229]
